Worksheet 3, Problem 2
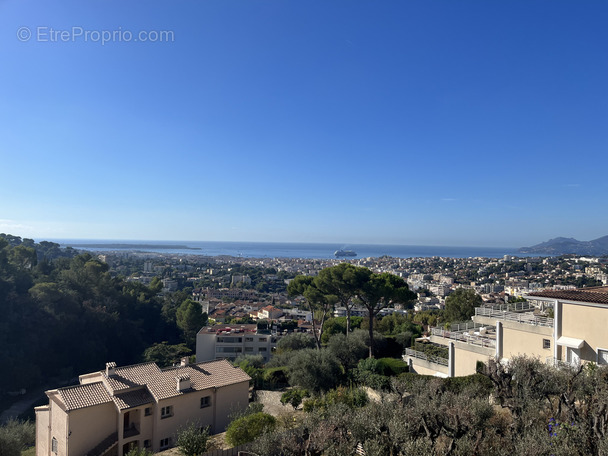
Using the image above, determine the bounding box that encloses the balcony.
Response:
[404,348,448,366]
[474,305,553,328]
[430,322,497,349]
[123,424,140,439]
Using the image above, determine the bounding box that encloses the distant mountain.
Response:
[519,236,608,256]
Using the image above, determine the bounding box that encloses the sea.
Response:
[48,239,532,260]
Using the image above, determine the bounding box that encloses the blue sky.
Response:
[1,0,606,247]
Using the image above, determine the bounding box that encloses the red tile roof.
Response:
[112,387,155,410]
[50,360,251,411]
[101,359,251,401]
[528,287,608,305]
[53,382,112,411]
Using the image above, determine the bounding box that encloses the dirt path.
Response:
[254,390,294,417]
[0,386,48,424]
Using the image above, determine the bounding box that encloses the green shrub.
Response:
[0,419,35,456]
[394,371,434,392]
[176,422,209,456]
[228,402,265,423]
[280,388,310,409]
[376,357,409,376]
[353,358,392,390]
[262,366,289,387]
[375,336,404,358]
[286,349,342,393]
[442,373,493,395]
[321,316,364,343]
[303,386,368,412]
[276,333,316,353]
[413,341,449,359]
[233,355,265,388]
[225,412,276,446]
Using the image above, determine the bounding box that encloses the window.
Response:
[245,337,254,342]
[52,437,58,453]
[543,339,551,349]
[216,347,242,353]
[244,347,253,352]
[200,396,211,408]
[215,347,243,353]
[144,407,152,416]
[259,337,267,342]
[217,337,242,343]
[161,406,173,419]
[160,437,171,450]
[258,347,267,352]
[144,440,151,448]
[599,349,608,365]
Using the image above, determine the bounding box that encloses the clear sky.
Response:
[1,0,606,247]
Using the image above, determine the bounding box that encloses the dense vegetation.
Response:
[288,264,417,355]
[250,358,608,456]
[0,234,191,393]
[0,419,35,456]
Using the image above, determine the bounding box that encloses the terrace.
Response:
[404,347,448,367]
[474,303,553,328]
[430,321,497,349]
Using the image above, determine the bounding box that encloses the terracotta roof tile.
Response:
[103,363,162,393]
[102,359,250,402]
[144,360,251,401]
[529,287,608,304]
[51,360,250,411]
[56,382,112,411]
[112,387,154,410]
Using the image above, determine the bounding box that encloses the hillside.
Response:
[519,235,608,256]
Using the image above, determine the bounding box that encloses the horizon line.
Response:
[41,237,521,250]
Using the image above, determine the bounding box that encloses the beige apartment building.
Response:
[35,359,250,456]
[196,324,278,363]
[404,286,608,377]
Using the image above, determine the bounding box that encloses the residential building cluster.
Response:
[404,286,608,377]
[34,250,608,455]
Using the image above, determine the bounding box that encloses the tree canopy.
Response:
[443,288,482,323]
[291,266,415,357]
[356,272,416,357]
[176,299,208,345]
[0,235,189,392]
[314,263,369,335]
[287,275,336,349]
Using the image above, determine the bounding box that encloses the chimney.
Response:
[106,362,117,377]
[176,375,191,392]
[180,357,189,367]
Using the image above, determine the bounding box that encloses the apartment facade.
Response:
[35,359,250,456]
[404,286,608,377]
[196,324,278,363]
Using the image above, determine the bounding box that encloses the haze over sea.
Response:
[50,240,532,260]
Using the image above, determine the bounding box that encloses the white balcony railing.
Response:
[475,307,553,327]
[481,302,535,313]
[404,348,449,366]
[431,327,496,349]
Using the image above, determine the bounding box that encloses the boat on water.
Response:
[334,249,357,257]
